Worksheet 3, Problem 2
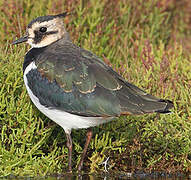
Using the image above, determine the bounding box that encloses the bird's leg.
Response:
[77,128,93,172]
[65,131,73,172]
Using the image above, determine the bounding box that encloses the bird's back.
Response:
[24,38,173,118]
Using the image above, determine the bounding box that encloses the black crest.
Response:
[27,12,68,28]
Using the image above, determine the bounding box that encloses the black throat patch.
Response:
[23,47,47,73]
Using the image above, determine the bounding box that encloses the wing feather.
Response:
[25,40,173,117]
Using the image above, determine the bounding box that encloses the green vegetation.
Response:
[0,0,191,176]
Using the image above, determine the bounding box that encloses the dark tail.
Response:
[116,81,174,115]
[155,99,174,114]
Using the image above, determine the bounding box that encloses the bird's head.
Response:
[12,12,68,48]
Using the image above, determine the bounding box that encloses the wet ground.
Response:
[2,171,190,180]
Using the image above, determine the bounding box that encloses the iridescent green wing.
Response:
[27,43,122,117]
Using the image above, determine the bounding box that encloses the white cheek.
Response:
[27,34,61,48]
[27,39,36,48]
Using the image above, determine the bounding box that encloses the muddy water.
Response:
[48,172,188,179]
[2,172,189,180]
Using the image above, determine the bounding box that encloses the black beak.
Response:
[12,35,28,45]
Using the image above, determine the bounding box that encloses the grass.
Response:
[0,0,191,177]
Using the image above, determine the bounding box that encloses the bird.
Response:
[12,12,173,172]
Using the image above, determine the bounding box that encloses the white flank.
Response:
[24,62,114,133]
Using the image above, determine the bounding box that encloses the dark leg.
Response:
[65,132,73,172]
[77,129,93,172]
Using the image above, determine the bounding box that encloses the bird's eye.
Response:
[39,27,47,33]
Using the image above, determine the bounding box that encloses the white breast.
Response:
[23,62,114,133]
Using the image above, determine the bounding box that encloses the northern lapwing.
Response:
[12,12,173,172]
